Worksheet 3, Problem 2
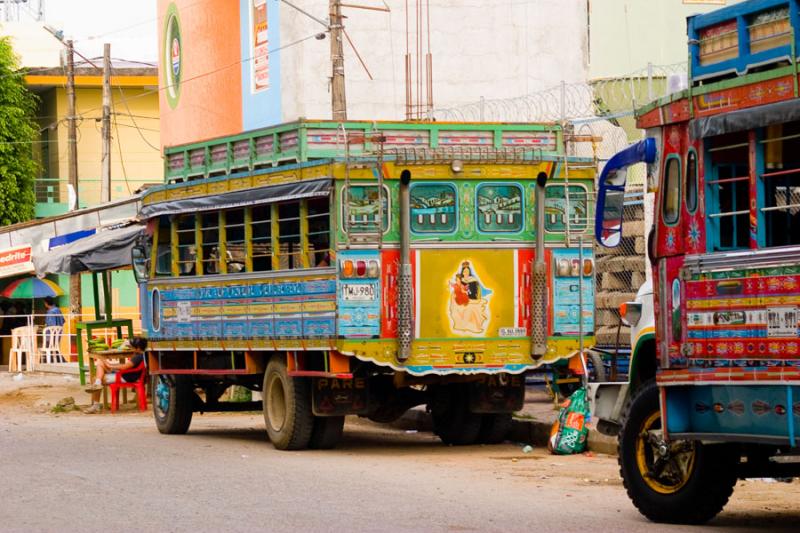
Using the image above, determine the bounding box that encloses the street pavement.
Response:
[1,373,799,532]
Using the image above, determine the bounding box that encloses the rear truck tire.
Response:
[478,413,513,444]
[618,380,738,524]
[263,357,314,451]
[309,416,345,449]
[431,385,482,446]
[153,374,194,435]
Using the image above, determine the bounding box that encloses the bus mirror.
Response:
[595,138,657,248]
[131,245,149,283]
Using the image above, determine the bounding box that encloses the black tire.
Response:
[588,352,607,382]
[153,374,194,435]
[618,380,738,524]
[309,416,345,449]
[263,357,314,450]
[431,385,482,446]
[478,413,513,444]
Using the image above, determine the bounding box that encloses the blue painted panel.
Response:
[551,248,594,336]
[667,385,800,439]
[337,250,381,337]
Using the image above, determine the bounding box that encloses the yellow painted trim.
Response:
[219,211,228,275]
[170,218,179,277]
[244,207,254,272]
[149,222,159,279]
[25,74,159,88]
[633,326,656,351]
[635,410,696,494]
[194,216,203,276]
[300,200,310,268]
[270,204,280,271]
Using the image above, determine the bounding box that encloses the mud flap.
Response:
[311,377,370,416]
[469,374,525,413]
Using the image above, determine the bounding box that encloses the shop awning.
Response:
[33,224,145,275]
[139,178,331,218]
[690,99,800,139]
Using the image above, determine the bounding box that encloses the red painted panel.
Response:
[381,249,400,338]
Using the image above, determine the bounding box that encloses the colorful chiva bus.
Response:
[133,120,596,450]
[596,0,800,524]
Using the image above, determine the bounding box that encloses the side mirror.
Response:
[131,245,149,284]
[595,138,657,248]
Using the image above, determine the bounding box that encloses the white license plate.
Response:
[342,284,376,301]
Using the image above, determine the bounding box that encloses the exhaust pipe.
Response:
[398,169,413,361]
[532,172,548,359]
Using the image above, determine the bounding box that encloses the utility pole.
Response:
[329,0,347,121]
[66,39,82,319]
[101,43,111,203]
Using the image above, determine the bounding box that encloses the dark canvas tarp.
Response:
[690,99,800,139]
[33,224,145,275]
[139,178,331,218]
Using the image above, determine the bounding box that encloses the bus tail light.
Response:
[367,260,380,278]
[356,260,366,277]
[583,259,594,276]
[342,260,355,278]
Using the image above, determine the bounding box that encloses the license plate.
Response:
[342,284,376,301]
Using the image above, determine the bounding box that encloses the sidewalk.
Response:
[393,385,618,455]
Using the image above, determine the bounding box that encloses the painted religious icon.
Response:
[448,260,493,335]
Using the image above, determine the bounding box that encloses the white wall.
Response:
[279,0,589,121]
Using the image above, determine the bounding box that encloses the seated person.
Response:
[83,336,147,414]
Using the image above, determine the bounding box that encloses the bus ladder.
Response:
[341,123,386,248]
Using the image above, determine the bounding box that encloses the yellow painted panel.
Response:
[249,303,275,314]
[302,300,336,312]
[418,249,515,339]
[274,303,302,313]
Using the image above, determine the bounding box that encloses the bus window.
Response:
[278,202,301,269]
[345,185,389,234]
[545,184,588,233]
[250,205,272,272]
[686,150,698,213]
[662,157,681,225]
[175,215,197,276]
[410,183,457,234]
[201,212,220,274]
[225,208,246,272]
[307,198,331,266]
[476,183,523,233]
[761,122,800,247]
[707,132,749,250]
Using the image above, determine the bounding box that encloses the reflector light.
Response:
[583,259,593,276]
[342,260,354,278]
[356,260,367,277]
[367,260,380,278]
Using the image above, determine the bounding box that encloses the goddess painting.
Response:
[449,261,492,335]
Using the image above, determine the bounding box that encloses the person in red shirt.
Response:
[83,336,147,414]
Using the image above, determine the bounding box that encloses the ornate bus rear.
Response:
[134,119,596,450]
[596,0,800,524]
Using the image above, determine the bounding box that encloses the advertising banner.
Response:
[0,245,34,278]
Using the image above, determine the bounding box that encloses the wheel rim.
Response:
[154,376,170,419]
[635,410,696,494]
[266,372,287,432]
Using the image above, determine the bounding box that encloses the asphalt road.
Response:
[2,404,799,533]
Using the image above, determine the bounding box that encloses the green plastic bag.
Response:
[548,388,590,455]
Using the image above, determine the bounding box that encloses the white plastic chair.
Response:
[41,325,64,364]
[9,326,38,372]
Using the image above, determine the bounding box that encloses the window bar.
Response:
[194,216,204,276]
[244,207,254,273]
[761,203,800,213]
[170,217,180,277]
[759,132,800,145]
[149,222,160,279]
[707,176,749,185]
[219,211,228,275]
[271,204,280,271]
[300,200,310,268]
[761,167,800,179]
[708,209,749,218]
[707,142,749,153]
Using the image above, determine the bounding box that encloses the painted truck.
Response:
[595,0,800,524]
[131,119,596,450]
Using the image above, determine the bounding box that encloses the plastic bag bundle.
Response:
[548,388,590,455]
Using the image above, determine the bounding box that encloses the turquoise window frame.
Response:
[409,182,458,235]
[474,182,524,235]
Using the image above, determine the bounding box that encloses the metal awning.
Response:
[139,178,331,218]
[33,224,145,275]
[690,99,800,139]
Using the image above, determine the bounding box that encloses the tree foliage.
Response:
[0,37,38,226]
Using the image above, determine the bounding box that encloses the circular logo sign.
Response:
[163,3,182,109]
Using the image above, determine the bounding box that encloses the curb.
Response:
[391,408,618,455]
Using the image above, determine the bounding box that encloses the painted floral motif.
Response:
[687,220,701,248]
[665,228,676,250]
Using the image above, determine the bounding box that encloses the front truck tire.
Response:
[153,374,194,435]
[263,357,314,450]
[618,380,738,524]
